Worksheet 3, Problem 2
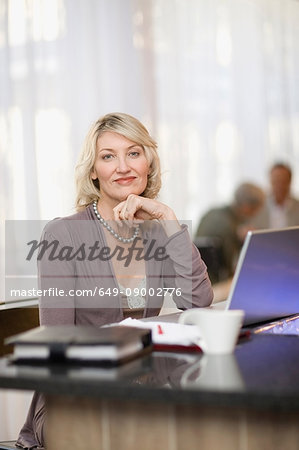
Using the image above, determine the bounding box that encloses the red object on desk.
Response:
[153,330,251,353]
[157,325,164,335]
[153,343,202,353]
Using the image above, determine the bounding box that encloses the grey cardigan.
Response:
[38,204,213,326]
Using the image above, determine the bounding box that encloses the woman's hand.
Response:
[113,194,181,236]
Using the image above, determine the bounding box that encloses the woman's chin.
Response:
[117,188,145,201]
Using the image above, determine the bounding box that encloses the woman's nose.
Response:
[116,156,130,172]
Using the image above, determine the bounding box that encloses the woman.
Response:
[17,113,213,449]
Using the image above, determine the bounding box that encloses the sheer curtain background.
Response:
[1,0,299,439]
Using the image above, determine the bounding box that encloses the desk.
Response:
[0,299,39,356]
[0,328,298,450]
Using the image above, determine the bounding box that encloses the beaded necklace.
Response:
[92,200,139,243]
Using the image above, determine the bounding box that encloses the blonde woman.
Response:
[17,113,213,449]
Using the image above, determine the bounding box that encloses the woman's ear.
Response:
[91,169,97,180]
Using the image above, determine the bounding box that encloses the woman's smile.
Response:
[114,176,137,185]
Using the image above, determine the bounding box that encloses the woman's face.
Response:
[91,131,150,207]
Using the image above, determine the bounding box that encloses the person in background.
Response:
[16,112,213,449]
[195,182,265,282]
[251,162,299,229]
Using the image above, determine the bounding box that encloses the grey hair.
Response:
[234,182,265,207]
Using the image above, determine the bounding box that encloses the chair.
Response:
[193,236,228,284]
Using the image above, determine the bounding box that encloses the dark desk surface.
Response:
[0,333,298,412]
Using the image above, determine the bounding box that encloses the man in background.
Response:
[252,162,299,229]
[195,182,265,283]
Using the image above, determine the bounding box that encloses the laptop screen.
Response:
[226,226,299,326]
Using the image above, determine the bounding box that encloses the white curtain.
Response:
[148,0,299,223]
[1,0,299,438]
[1,0,299,222]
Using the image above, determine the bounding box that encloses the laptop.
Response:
[225,226,299,327]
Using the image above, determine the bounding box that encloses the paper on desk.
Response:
[119,318,202,348]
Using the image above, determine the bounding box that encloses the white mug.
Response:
[178,308,244,354]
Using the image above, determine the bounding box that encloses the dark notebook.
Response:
[5,325,152,366]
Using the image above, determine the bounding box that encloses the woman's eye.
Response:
[102,154,113,160]
[129,151,140,157]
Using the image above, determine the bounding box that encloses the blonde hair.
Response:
[75,113,161,211]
